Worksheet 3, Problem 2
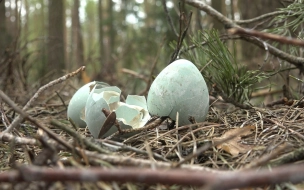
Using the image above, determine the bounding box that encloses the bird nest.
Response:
[1,69,304,189]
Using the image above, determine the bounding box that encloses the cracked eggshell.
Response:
[147,59,209,126]
[116,95,150,129]
[67,81,109,128]
[67,81,96,128]
[85,85,123,138]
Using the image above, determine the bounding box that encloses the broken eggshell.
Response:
[67,81,108,128]
[147,59,209,126]
[84,84,151,138]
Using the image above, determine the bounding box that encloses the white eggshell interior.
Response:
[147,59,209,125]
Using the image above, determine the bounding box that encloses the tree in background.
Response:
[211,0,226,31]
[47,0,65,79]
[70,0,84,72]
[0,0,9,53]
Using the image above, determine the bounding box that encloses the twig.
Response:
[3,66,85,133]
[169,4,193,63]
[50,119,110,154]
[82,147,223,173]
[229,28,304,47]
[269,147,304,167]
[0,133,38,145]
[0,90,74,151]
[100,139,169,162]
[0,164,303,189]
[242,143,292,169]
[121,68,148,82]
[161,0,178,36]
[235,11,286,25]
[173,126,254,167]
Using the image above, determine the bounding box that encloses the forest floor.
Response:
[1,69,304,190]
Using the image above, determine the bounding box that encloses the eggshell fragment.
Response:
[67,81,96,128]
[147,59,209,125]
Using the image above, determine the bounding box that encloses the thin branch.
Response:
[0,90,74,151]
[161,0,178,36]
[235,11,286,25]
[169,4,193,63]
[229,28,304,47]
[50,119,110,154]
[121,68,148,82]
[0,133,38,145]
[3,66,85,133]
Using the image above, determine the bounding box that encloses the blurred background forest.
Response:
[0,0,303,105]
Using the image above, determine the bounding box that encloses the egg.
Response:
[147,59,209,125]
[67,81,108,128]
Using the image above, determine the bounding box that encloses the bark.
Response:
[211,0,226,31]
[0,0,8,53]
[47,0,65,78]
[98,0,104,66]
[71,0,84,70]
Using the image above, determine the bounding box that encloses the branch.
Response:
[229,28,304,47]
[0,133,38,145]
[235,11,286,25]
[0,90,74,151]
[184,0,304,69]
[3,66,85,133]
[0,164,303,189]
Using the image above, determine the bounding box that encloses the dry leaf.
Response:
[213,125,255,156]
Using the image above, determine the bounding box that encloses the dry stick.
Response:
[264,118,304,140]
[184,0,304,67]
[137,123,223,150]
[241,143,292,170]
[165,124,208,158]
[161,0,178,36]
[81,146,223,173]
[3,66,86,134]
[0,90,73,151]
[229,28,304,47]
[173,127,252,167]
[0,133,38,145]
[169,6,193,63]
[235,10,286,25]
[270,147,304,167]
[0,164,303,189]
[121,68,148,82]
[50,119,110,154]
[100,139,169,162]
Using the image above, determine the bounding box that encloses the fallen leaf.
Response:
[213,125,255,156]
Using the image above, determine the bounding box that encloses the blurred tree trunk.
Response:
[71,0,84,71]
[238,0,282,68]
[101,0,115,81]
[0,0,8,53]
[47,0,65,78]
[98,0,104,68]
[211,0,226,31]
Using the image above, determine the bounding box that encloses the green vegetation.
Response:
[183,30,271,104]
